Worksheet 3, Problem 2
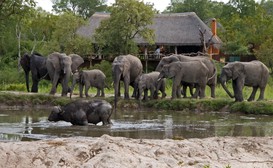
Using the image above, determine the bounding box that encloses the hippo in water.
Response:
[48,99,112,125]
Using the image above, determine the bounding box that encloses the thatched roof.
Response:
[77,12,222,48]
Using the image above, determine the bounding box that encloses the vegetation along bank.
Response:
[1,92,273,115]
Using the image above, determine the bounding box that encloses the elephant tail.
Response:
[207,67,217,82]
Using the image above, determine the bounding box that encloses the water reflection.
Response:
[0,108,273,141]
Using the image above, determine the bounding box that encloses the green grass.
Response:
[2,65,273,115]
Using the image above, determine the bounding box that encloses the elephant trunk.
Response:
[220,78,234,98]
[62,68,72,97]
[69,82,76,99]
[113,72,121,109]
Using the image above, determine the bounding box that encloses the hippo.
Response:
[48,99,112,125]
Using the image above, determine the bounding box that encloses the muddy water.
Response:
[0,108,273,141]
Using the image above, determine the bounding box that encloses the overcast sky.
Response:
[36,0,231,13]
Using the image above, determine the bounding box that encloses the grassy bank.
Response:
[1,92,273,115]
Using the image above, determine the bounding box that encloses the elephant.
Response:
[112,54,143,107]
[156,54,217,98]
[158,61,213,99]
[48,99,112,125]
[46,52,84,96]
[20,53,50,92]
[70,69,108,98]
[219,60,269,102]
[138,71,166,101]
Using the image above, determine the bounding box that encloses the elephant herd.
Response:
[111,54,269,104]
[20,52,270,103]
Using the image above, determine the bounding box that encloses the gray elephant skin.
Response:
[46,52,84,96]
[220,60,269,102]
[20,53,50,92]
[156,54,217,98]
[48,99,112,125]
[138,71,166,101]
[70,69,107,98]
[158,61,211,99]
[112,54,143,107]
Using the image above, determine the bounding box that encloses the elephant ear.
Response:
[232,63,245,80]
[120,59,129,78]
[48,52,62,71]
[168,63,179,78]
[20,53,31,72]
[69,54,84,73]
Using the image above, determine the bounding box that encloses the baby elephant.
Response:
[70,69,107,98]
[138,71,166,101]
[48,99,112,125]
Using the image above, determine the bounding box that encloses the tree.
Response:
[50,12,93,56]
[52,0,107,19]
[255,38,273,72]
[166,0,224,20]
[94,0,155,56]
[0,0,36,20]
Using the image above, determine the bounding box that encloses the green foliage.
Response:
[255,38,273,72]
[51,12,89,54]
[94,0,155,57]
[0,65,25,84]
[0,0,36,20]
[167,0,224,20]
[52,0,107,19]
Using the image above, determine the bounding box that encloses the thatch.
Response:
[77,12,222,48]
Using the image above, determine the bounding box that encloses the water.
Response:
[0,108,273,141]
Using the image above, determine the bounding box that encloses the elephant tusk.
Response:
[157,78,162,82]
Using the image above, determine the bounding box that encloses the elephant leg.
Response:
[199,85,206,99]
[101,88,105,97]
[79,84,84,98]
[248,86,258,101]
[124,84,130,99]
[189,84,194,97]
[118,81,121,97]
[233,79,244,102]
[150,87,155,100]
[192,86,199,99]
[143,89,148,101]
[31,78,39,93]
[171,81,180,99]
[182,85,187,98]
[85,83,90,97]
[124,77,130,99]
[257,87,266,101]
[95,88,100,97]
[177,85,182,98]
[50,73,60,95]
[160,86,166,99]
[208,83,216,98]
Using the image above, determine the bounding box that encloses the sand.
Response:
[0,135,273,168]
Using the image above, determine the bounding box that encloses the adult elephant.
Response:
[158,61,212,99]
[20,53,50,92]
[70,69,108,98]
[46,52,84,96]
[156,54,217,98]
[219,60,269,102]
[138,71,166,101]
[112,54,143,107]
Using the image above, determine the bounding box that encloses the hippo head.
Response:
[48,106,62,121]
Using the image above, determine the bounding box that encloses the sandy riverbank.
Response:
[0,135,273,168]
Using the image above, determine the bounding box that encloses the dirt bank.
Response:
[1,135,273,168]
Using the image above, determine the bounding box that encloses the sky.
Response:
[36,0,229,13]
